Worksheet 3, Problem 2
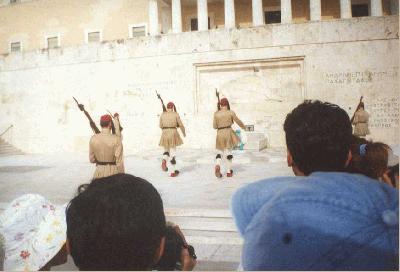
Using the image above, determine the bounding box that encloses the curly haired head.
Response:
[284,100,352,175]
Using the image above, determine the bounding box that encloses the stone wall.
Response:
[0,16,398,153]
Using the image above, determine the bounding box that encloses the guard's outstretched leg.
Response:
[215,153,223,178]
[162,151,169,172]
[169,148,179,177]
[225,150,233,177]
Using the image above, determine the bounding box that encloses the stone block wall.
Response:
[0,16,398,153]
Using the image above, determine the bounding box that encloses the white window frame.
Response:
[9,41,22,53]
[84,29,103,44]
[128,23,148,38]
[45,34,61,49]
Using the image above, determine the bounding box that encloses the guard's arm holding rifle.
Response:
[115,135,124,173]
[113,113,121,137]
[156,91,167,112]
[215,89,221,111]
[351,96,363,124]
[107,110,122,137]
[73,97,100,134]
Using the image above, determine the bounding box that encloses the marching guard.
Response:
[89,113,124,179]
[213,96,246,178]
[158,95,186,177]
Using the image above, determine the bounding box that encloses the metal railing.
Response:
[0,125,13,137]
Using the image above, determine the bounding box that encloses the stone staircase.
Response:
[165,208,242,270]
[0,137,24,156]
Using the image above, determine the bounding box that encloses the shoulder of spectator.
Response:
[231,176,297,235]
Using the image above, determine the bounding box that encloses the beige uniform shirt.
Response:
[352,109,370,137]
[159,111,186,149]
[89,118,124,179]
[213,108,245,151]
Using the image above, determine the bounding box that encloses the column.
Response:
[371,0,383,16]
[197,0,208,31]
[172,0,182,33]
[252,0,264,26]
[224,0,235,28]
[340,0,352,19]
[310,0,321,21]
[281,0,292,24]
[149,0,159,35]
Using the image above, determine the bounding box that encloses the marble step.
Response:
[0,138,24,155]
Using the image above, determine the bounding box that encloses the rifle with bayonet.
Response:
[73,97,100,134]
[350,96,363,123]
[106,109,123,135]
[216,88,221,111]
[156,91,166,112]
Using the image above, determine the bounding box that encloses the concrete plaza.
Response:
[0,147,292,270]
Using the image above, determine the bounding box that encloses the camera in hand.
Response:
[153,226,197,271]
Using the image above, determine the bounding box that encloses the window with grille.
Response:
[352,4,369,17]
[265,11,281,24]
[131,26,146,37]
[10,0,19,4]
[47,36,59,49]
[10,42,21,52]
[87,31,101,42]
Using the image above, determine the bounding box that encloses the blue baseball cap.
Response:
[235,172,399,270]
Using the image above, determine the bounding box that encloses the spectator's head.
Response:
[66,174,167,271]
[347,140,390,179]
[284,100,352,176]
[386,147,399,188]
[100,114,112,128]
[0,194,67,271]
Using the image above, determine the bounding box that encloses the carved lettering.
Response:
[370,97,399,128]
[324,68,398,85]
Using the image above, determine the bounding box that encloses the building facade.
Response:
[0,0,398,54]
[0,0,398,153]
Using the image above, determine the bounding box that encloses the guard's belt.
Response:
[162,127,177,129]
[218,126,232,130]
[96,161,116,166]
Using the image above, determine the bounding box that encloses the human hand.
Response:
[382,170,394,187]
[181,247,197,271]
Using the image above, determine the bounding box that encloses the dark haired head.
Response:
[347,141,390,179]
[284,100,352,175]
[66,174,166,271]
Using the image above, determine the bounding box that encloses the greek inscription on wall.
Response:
[370,97,399,128]
[324,68,398,84]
